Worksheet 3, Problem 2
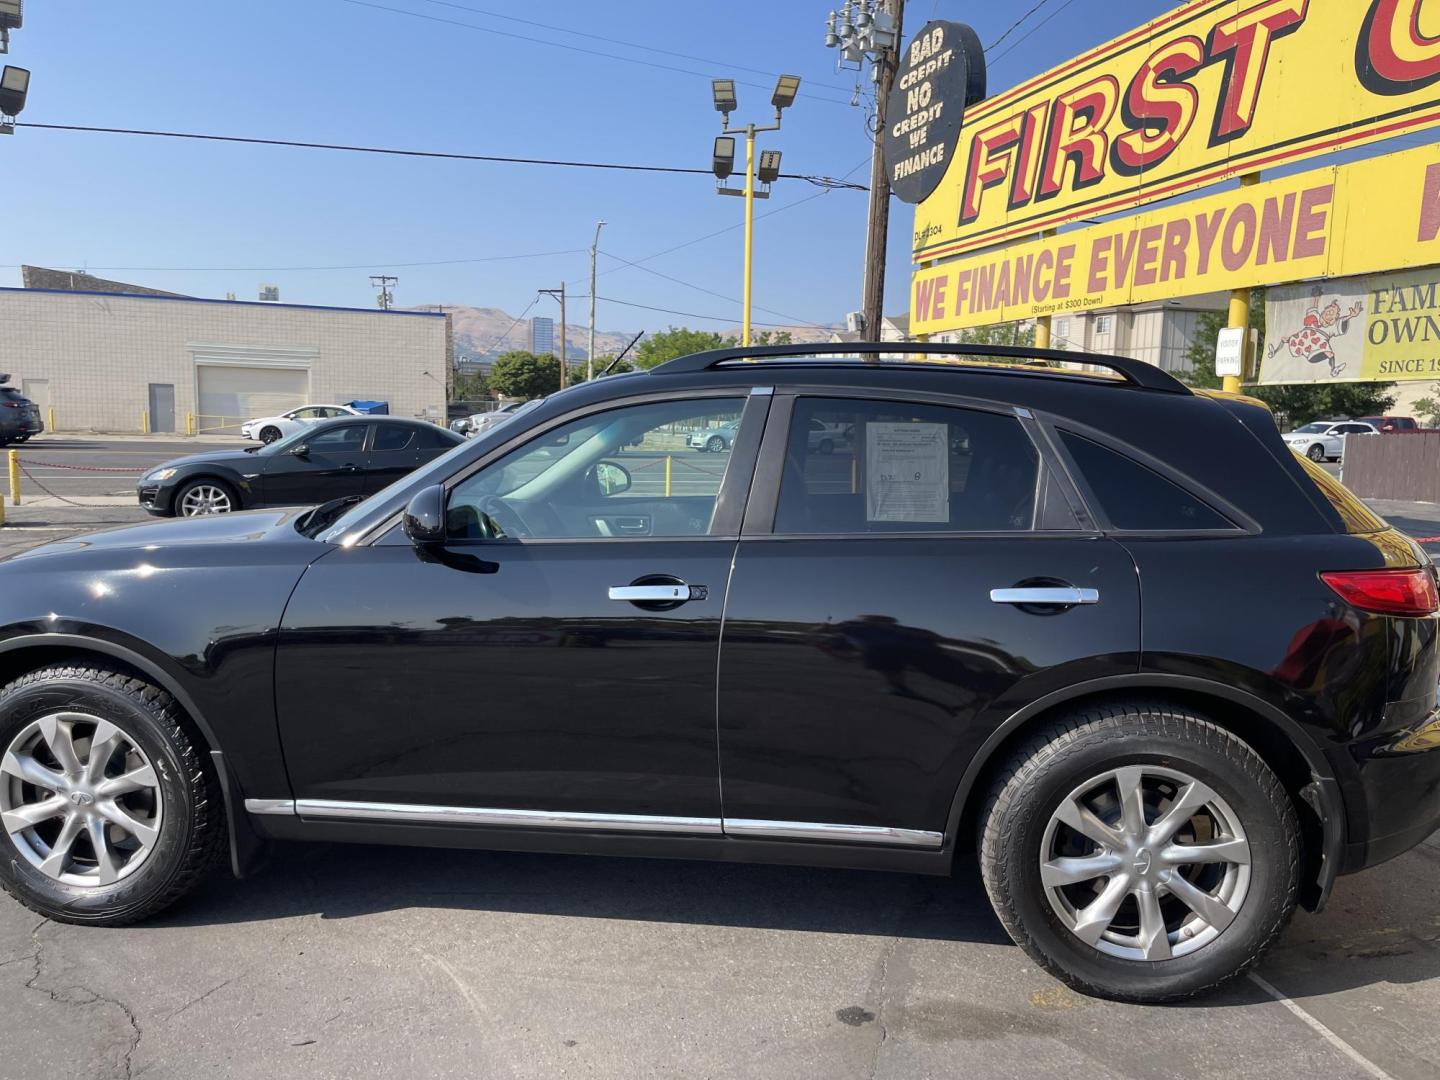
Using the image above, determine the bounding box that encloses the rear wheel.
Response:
[979,702,1298,1002]
[175,479,237,517]
[259,426,282,445]
[0,662,225,925]
[1307,443,1326,461]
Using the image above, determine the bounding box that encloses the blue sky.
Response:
[0,1,1232,332]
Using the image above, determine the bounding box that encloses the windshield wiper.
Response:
[296,495,364,538]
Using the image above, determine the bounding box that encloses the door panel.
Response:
[717,538,1139,834]
[260,422,368,505]
[275,539,735,818]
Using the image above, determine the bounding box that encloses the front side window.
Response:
[447,397,745,540]
[773,398,1043,534]
[308,424,367,452]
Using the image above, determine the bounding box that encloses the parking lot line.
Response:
[1247,973,1393,1080]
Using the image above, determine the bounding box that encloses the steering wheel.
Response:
[476,495,531,539]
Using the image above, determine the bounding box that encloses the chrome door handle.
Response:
[608,584,708,602]
[989,587,1099,605]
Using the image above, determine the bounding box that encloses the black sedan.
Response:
[137,416,462,516]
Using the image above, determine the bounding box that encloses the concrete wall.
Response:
[0,288,449,433]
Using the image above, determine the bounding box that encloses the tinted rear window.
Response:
[1291,451,1388,534]
[1060,431,1233,531]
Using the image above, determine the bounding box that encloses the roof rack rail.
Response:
[647,341,1191,394]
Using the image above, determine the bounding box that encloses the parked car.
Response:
[688,422,738,452]
[3,342,1438,1007]
[806,418,852,454]
[137,416,462,516]
[466,400,531,438]
[1280,419,1377,461]
[0,381,44,446]
[241,404,360,444]
[1354,415,1440,434]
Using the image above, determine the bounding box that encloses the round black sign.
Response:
[883,20,987,205]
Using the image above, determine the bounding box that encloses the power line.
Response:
[337,0,852,106]
[989,0,1080,64]
[0,249,588,273]
[598,249,829,329]
[413,0,853,92]
[14,122,867,189]
[473,296,539,356]
[984,0,1059,52]
[583,295,818,330]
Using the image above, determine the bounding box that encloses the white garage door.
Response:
[197,365,309,435]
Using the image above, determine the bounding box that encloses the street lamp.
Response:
[709,73,800,345]
[0,64,28,134]
[0,1,21,56]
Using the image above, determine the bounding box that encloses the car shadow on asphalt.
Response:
[149,843,1014,946]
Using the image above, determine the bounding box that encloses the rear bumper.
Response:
[1338,700,1440,873]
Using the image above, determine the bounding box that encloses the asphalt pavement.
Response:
[0,435,1438,1078]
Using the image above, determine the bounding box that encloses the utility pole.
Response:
[370,275,397,310]
[588,220,606,381]
[861,0,903,340]
[539,285,568,388]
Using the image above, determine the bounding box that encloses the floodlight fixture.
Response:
[711,78,737,117]
[771,75,801,111]
[0,64,28,116]
[757,149,782,184]
[713,136,736,180]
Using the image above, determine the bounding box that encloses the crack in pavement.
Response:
[161,976,239,1022]
[22,921,143,1080]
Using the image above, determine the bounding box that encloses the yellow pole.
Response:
[741,126,757,347]
[1224,173,1262,394]
[186,412,196,436]
[141,410,150,435]
[8,449,19,506]
[0,493,5,526]
[46,406,54,432]
[665,454,673,497]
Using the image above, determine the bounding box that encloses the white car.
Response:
[466,400,536,439]
[1281,420,1377,462]
[241,404,361,444]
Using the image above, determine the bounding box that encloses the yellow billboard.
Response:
[1261,267,1440,383]
[912,0,1440,264]
[910,142,1440,336]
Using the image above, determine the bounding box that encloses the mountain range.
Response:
[410,304,837,363]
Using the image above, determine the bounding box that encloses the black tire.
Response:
[979,701,1299,1003]
[706,435,726,453]
[1307,443,1326,461]
[0,662,226,926]
[259,426,282,445]
[817,438,834,455]
[172,477,239,517]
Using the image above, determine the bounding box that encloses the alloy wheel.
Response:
[1039,765,1251,961]
[179,484,232,516]
[0,712,164,887]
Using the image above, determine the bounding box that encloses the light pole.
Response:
[824,0,903,339]
[710,75,800,345]
[588,220,606,381]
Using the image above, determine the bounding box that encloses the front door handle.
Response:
[609,584,708,602]
[990,587,1099,605]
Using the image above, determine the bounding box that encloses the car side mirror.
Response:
[402,485,447,545]
[292,444,310,458]
[592,460,631,496]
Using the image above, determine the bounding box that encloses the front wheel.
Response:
[259,426,282,445]
[706,435,726,453]
[1307,443,1326,462]
[0,662,225,925]
[175,479,238,517]
[979,702,1298,1003]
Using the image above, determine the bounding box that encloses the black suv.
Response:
[1,344,1436,1003]
[0,381,44,445]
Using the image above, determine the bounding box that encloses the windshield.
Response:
[1293,422,1330,434]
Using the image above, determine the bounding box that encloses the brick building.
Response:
[0,273,450,434]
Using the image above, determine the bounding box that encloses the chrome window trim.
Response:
[723,819,944,848]
[251,798,942,848]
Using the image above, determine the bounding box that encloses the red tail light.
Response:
[1321,568,1439,616]
[0,402,21,409]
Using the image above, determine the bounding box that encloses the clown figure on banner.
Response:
[1268,286,1364,378]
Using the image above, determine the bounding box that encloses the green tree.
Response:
[750,330,794,346]
[1410,383,1440,427]
[1179,293,1396,427]
[959,322,1035,347]
[488,350,560,398]
[451,369,489,402]
[633,327,730,369]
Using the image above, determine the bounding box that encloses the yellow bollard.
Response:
[665,455,672,497]
[8,449,19,506]
[0,491,5,526]
[141,410,150,435]
[47,406,55,433]
[186,412,196,436]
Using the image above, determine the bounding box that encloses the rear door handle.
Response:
[989,587,1099,605]
[609,584,708,602]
